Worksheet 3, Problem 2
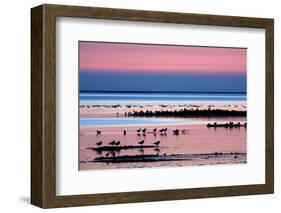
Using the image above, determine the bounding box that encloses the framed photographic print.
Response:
[31,4,274,208]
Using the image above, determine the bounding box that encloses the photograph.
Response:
[30,4,274,208]
[79,41,247,170]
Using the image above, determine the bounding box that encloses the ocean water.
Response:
[80,91,246,105]
[80,118,206,127]
[80,91,246,127]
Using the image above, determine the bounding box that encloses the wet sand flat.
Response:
[80,123,246,170]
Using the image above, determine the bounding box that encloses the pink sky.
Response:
[79,42,247,74]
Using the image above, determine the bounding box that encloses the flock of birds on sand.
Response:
[95,139,161,147]
[96,127,187,137]
[93,127,187,158]
[135,127,186,135]
[94,138,161,158]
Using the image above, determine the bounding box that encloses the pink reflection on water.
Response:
[80,124,246,170]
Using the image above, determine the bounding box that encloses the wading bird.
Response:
[159,128,167,134]
[153,140,160,146]
[173,129,179,135]
[109,140,116,145]
[96,141,102,146]
[138,140,144,145]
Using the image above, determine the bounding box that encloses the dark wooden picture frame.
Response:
[31,4,274,208]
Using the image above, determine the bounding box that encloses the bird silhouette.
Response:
[173,129,179,134]
[153,140,160,146]
[137,128,141,133]
[138,140,144,145]
[96,130,102,135]
[159,128,167,133]
[109,140,116,145]
[123,130,127,135]
[96,141,102,146]
[142,128,146,133]
[153,128,157,132]
[105,152,110,157]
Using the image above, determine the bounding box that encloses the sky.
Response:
[79,42,247,93]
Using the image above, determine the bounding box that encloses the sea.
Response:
[80,91,246,105]
[79,91,246,128]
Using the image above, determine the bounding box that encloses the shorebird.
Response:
[115,141,120,146]
[173,129,179,134]
[138,140,144,145]
[96,141,102,146]
[96,130,102,135]
[142,128,147,133]
[137,128,141,133]
[123,130,127,135]
[105,152,110,157]
[153,140,160,146]
[109,140,116,145]
[153,128,157,132]
[159,128,167,133]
